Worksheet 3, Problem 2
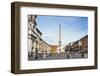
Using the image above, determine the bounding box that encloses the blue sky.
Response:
[36,15,88,45]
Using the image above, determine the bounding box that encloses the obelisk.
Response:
[59,24,61,54]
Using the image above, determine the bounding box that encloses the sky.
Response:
[36,15,88,45]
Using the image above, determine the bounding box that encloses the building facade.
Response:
[72,35,88,52]
[28,15,51,59]
[28,15,43,59]
[50,45,58,54]
[64,35,88,58]
[39,39,51,58]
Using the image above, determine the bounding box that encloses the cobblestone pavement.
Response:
[28,52,85,61]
